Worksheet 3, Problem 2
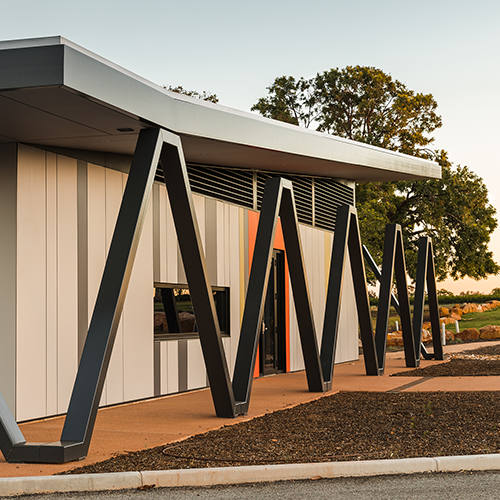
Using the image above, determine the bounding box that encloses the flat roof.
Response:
[0,36,440,182]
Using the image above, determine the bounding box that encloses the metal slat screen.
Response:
[257,172,313,226]
[156,163,254,209]
[155,163,354,232]
[314,178,354,231]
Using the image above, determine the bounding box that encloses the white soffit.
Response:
[0,36,440,182]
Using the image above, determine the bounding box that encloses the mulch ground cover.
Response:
[392,344,500,377]
[61,391,500,475]
[60,343,500,475]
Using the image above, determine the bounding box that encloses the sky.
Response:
[2,0,499,294]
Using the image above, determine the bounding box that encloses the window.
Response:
[154,284,230,340]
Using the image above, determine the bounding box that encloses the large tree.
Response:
[252,66,499,282]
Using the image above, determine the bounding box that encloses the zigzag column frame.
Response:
[0,129,445,463]
[232,177,328,413]
[374,224,418,372]
[363,244,430,361]
[319,205,380,381]
[362,236,444,363]
[412,237,444,361]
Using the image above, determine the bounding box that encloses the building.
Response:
[0,37,440,430]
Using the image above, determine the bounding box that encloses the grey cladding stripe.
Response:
[0,143,17,415]
[152,184,160,281]
[153,342,161,397]
[178,340,188,392]
[205,198,217,285]
[77,160,88,361]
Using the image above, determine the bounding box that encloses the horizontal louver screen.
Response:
[156,164,254,209]
[257,173,313,226]
[155,163,354,232]
[314,178,354,231]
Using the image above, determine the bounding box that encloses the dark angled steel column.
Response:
[364,244,431,361]
[394,229,418,368]
[346,207,379,376]
[426,239,444,360]
[412,237,429,360]
[159,138,236,418]
[320,204,350,384]
[58,128,165,462]
[279,181,325,392]
[374,225,397,372]
[0,128,165,464]
[232,178,283,412]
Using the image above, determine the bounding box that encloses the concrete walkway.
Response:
[1,341,499,479]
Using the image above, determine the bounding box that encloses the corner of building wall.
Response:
[0,142,18,417]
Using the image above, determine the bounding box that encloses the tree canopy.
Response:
[165,85,219,104]
[252,66,499,283]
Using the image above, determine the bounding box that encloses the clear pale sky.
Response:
[2,0,499,293]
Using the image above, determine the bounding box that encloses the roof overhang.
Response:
[0,36,441,182]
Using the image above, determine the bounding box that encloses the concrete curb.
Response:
[2,454,500,496]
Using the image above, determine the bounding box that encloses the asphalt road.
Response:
[12,471,500,500]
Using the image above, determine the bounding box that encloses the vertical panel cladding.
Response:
[166,341,179,394]
[340,250,359,362]
[286,222,359,372]
[223,204,231,299]
[152,183,160,283]
[159,184,168,283]
[316,230,326,343]
[205,198,217,286]
[16,145,47,421]
[45,153,58,416]
[123,196,154,401]
[165,185,178,284]
[56,154,79,414]
[104,168,125,405]
[45,153,59,415]
[227,204,241,377]
[216,201,226,287]
[177,340,188,392]
[187,339,207,390]
[77,161,89,362]
[0,143,18,416]
[87,163,106,407]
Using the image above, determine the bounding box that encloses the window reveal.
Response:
[154,285,229,340]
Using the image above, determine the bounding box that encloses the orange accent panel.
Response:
[247,211,290,377]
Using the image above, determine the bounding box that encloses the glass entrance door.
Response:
[260,250,286,375]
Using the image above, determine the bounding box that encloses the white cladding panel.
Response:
[103,168,125,405]
[16,146,80,421]
[16,146,47,421]
[45,152,58,416]
[55,155,79,414]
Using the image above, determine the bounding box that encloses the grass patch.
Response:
[459,307,500,330]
